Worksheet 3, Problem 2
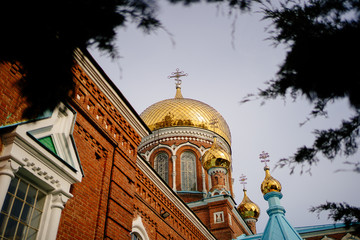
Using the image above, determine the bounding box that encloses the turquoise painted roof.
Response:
[236,191,302,240]
[235,223,357,240]
[260,192,302,240]
[296,223,346,233]
[261,211,302,239]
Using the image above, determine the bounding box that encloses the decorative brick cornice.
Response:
[75,122,109,159]
[133,206,157,229]
[73,49,149,141]
[72,64,141,145]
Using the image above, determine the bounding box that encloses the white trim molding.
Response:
[141,141,207,163]
[0,103,83,240]
[132,215,150,240]
[139,126,231,154]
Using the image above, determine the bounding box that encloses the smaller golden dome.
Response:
[238,189,260,220]
[260,166,282,195]
[202,137,231,172]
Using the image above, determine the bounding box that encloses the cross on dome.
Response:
[259,151,270,167]
[168,68,188,88]
[239,174,247,190]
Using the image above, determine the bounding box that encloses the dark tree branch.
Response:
[310,202,360,232]
[275,112,360,173]
[242,0,360,172]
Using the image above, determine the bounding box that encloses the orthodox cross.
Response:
[259,151,270,167]
[239,174,247,190]
[168,68,188,88]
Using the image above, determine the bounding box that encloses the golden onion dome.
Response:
[202,137,231,172]
[140,87,231,145]
[260,166,282,195]
[237,189,260,220]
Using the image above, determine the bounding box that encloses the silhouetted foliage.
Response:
[0,0,250,119]
[243,0,360,172]
[0,0,163,118]
[3,0,359,232]
[310,202,360,232]
[241,0,360,229]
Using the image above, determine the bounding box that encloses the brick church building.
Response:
[0,49,358,240]
[0,49,255,240]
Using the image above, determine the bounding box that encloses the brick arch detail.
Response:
[143,144,175,162]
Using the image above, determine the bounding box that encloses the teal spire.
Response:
[261,191,302,240]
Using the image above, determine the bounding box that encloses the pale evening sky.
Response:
[89,0,359,233]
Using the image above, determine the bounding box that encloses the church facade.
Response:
[0,49,358,240]
[0,49,251,240]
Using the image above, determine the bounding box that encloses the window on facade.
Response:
[131,232,143,240]
[181,151,197,191]
[0,176,46,240]
[38,135,57,155]
[154,152,169,184]
[23,103,81,173]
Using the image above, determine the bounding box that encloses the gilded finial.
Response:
[259,151,270,168]
[168,68,187,98]
[239,174,247,190]
[168,68,188,88]
[259,151,282,195]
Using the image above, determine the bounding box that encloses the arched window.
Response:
[154,152,169,184]
[131,216,148,240]
[131,232,143,240]
[181,151,197,191]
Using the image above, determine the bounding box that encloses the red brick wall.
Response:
[191,199,250,240]
[0,60,146,239]
[0,62,28,126]
[177,192,205,203]
[56,113,113,239]
[55,62,142,240]
[0,62,28,158]
[135,167,210,240]
[0,57,213,240]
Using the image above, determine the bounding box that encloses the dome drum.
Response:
[139,127,231,154]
